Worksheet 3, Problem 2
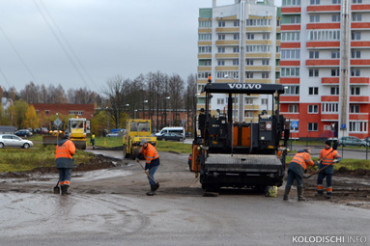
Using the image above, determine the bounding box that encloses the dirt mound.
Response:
[0,155,117,178]
[336,167,370,177]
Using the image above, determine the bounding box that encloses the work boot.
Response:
[325,193,332,199]
[283,185,291,201]
[297,186,306,201]
[61,185,71,195]
[152,183,160,192]
[146,191,155,196]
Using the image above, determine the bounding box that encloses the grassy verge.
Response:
[0,145,94,173]
[156,140,192,154]
[89,136,123,148]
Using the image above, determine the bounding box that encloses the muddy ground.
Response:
[0,151,369,209]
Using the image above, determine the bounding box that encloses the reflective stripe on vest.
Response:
[291,152,313,170]
[142,144,159,164]
[56,140,75,159]
[320,148,337,165]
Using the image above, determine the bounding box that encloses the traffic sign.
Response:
[341,124,346,130]
[54,118,62,128]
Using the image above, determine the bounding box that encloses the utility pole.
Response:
[339,0,350,138]
[238,0,246,122]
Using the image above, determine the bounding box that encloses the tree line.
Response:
[0,72,197,132]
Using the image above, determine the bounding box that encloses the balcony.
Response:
[321,96,339,102]
[280,95,299,103]
[280,78,300,84]
[349,113,369,120]
[321,77,339,84]
[350,59,370,66]
[281,42,301,48]
[216,53,239,58]
[215,27,239,33]
[321,114,338,122]
[350,77,370,84]
[280,61,300,66]
[306,59,340,67]
[216,40,239,46]
[281,7,301,14]
[306,41,340,48]
[280,25,301,31]
[245,66,271,71]
[351,41,370,47]
[349,96,369,103]
[245,27,272,32]
[198,54,212,59]
[307,5,341,13]
[306,23,340,30]
[352,22,370,29]
[352,4,370,12]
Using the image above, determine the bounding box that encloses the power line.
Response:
[0,24,37,83]
[32,0,94,90]
[0,67,12,89]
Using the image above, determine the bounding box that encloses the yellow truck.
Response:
[68,117,87,150]
[123,119,157,159]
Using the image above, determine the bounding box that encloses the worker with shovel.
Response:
[283,148,314,201]
[317,140,341,199]
[137,140,160,196]
[55,133,76,195]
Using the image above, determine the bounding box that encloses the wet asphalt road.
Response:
[0,149,369,246]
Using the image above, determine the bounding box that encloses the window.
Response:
[351,68,360,77]
[308,30,340,41]
[308,105,319,113]
[330,86,339,95]
[322,103,338,113]
[262,59,269,65]
[233,59,239,66]
[352,14,362,22]
[233,47,239,53]
[331,68,340,76]
[352,0,362,3]
[245,98,254,104]
[351,32,361,40]
[218,21,225,27]
[288,104,299,113]
[309,69,319,77]
[198,46,212,53]
[246,18,272,26]
[246,45,270,53]
[246,59,254,65]
[197,84,206,92]
[333,0,341,3]
[287,16,301,24]
[332,14,340,22]
[218,34,225,40]
[233,33,239,40]
[199,34,212,41]
[331,50,340,58]
[310,0,320,4]
[308,123,318,131]
[349,121,367,133]
[351,50,361,58]
[199,21,212,28]
[309,51,319,59]
[309,87,319,95]
[310,15,320,23]
[281,32,300,41]
[245,111,254,118]
[262,72,269,79]
[246,72,254,78]
[281,67,300,77]
[199,60,211,66]
[351,86,360,95]
[216,71,239,79]
[247,33,255,40]
[262,33,270,40]
[217,60,225,66]
[45,110,49,115]
[350,105,360,113]
[218,47,225,53]
[281,49,300,59]
[284,85,300,95]
[283,0,301,6]
[198,72,211,79]
[217,98,225,104]
[261,98,268,105]
[234,20,240,26]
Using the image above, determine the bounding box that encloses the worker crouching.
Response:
[283,148,314,201]
[137,141,160,196]
[56,133,76,195]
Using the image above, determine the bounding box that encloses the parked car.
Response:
[14,129,32,137]
[34,127,49,134]
[106,133,120,137]
[338,136,369,147]
[0,134,34,149]
[157,133,184,141]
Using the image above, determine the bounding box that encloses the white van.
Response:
[155,127,185,139]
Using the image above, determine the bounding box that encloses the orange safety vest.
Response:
[56,140,76,159]
[320,148,339,165]
[140,143,159,164]
[291,152,314,170]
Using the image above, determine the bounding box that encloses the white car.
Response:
[0,134,34,149]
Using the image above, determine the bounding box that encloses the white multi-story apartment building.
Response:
[280,0,370,139]
[197,0,280,122]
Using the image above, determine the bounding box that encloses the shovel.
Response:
[53,180,60,194]
[136,159,159,187]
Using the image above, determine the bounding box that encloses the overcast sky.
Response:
[0,0,282,93]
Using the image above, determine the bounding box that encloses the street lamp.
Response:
[143,100,148,119]
[134,109,138,119]
[164,96,170,126]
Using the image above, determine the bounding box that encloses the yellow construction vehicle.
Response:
[123,119,157,159]
[67,117,87,150]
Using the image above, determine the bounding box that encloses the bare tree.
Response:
[184,74,197,132]
[168,74,184,126]
[105,75,125,129]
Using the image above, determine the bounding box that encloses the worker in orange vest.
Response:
[137,141,160,196]
[56,133,76,195]
[317,140,341,199]
[283,148,314,201]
